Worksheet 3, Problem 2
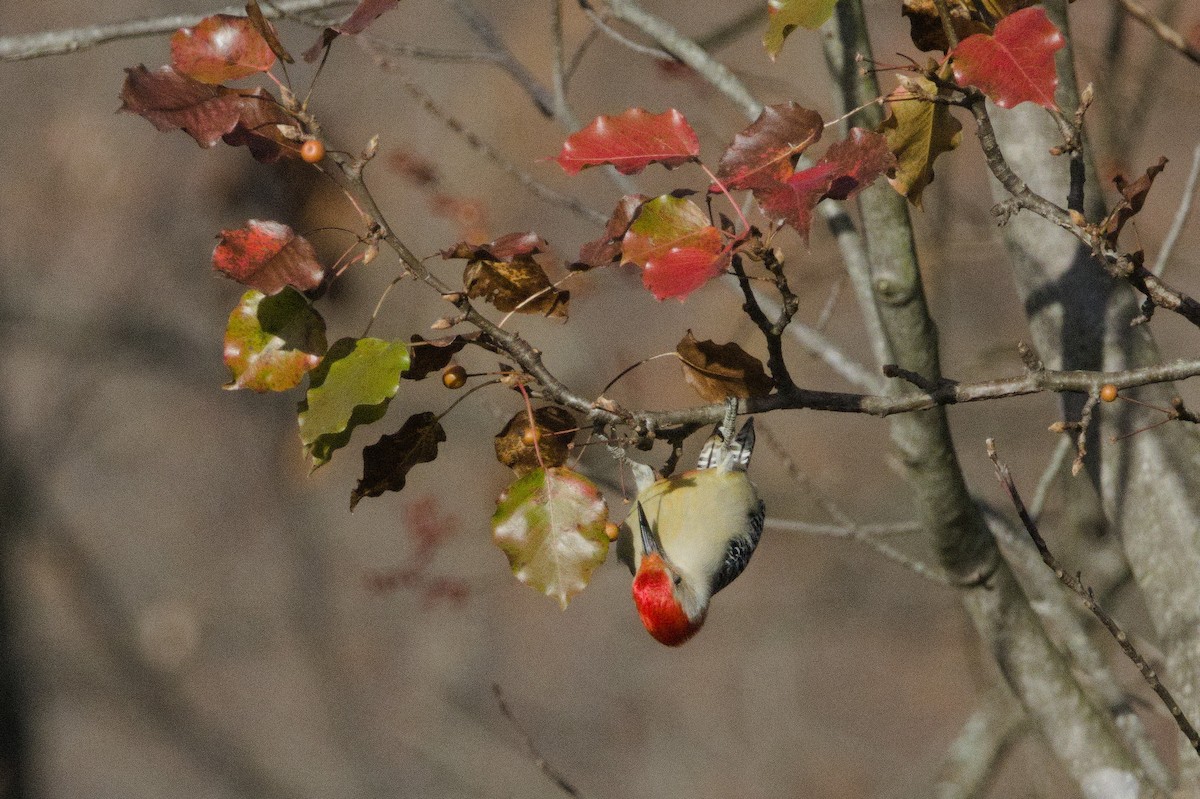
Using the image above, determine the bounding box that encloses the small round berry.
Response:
[300,139,326,163]
[604,522,620,542]
[521,427,540,446]
[441,364,467,389]
[1099,383,1119,403]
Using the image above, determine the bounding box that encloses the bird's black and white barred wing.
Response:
[709,498,765,596]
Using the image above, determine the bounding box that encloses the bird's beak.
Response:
[636,502,660,557]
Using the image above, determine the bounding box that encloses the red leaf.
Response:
[213,220,325,294]
[755,162,838,240]
[642,247,730,301]
[171,14,275,84]
[818,128,896,201]
[716,102,824,190]
[951,7,1064,110]
[556,108,700,175]
[119,65,244,147]
[754,129,894,240]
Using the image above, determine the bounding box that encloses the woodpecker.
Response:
[619,417,764,646]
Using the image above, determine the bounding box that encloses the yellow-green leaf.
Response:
[880,75,962,207]
[764,0,841,59]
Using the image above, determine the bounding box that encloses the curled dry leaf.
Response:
[494,406,578,476]
[902,0,1037,52]
[462,259,569,319]
[677,331,774,401]
[350,411,447,509]
[213,220,325,294]
[1103,156,1169,243]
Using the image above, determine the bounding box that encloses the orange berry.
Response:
[604,522,620,542]
[441,364,467,389]
[1099,383,1119,403]
[300,139,326,163]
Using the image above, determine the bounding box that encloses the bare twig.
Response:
[961,91,1200,329]
[0,0,352,61]
[988,438,1200,759]
[492,684,583,798]
[1116,0,1200,66]
[1153,142,1200,276]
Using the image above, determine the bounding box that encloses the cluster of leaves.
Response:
[121,0,1171,611]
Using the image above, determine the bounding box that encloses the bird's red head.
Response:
[632,553,703,646]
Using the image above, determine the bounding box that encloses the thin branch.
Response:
[0,0,352,61]
[1153,142,1200,276]
[1116,0,1200,66]
[961,91,1200,329]
[450,0,557,116]
[988,438,1200,760]
[580,7,675,60]
[362,62,606,226]
[492,684,583,798]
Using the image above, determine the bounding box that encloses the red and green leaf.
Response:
[764,0,841,59]
[621,194,728,300]
[716,102,824,191]
[213,220,325,294]
[223,288,327,392]
[171,14,276,84]
[350,411,446,509]
[491,467,610,609]
[555,108,700,175]
[951,7,1064,110]
[297,337,410,467]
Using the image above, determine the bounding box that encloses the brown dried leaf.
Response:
[494,406,578,476]
[1104,156,1169,243]
[402,333,478,380]
[902,0,1037,52]
[677,331,774,401]
[350,411,446,509]
[463,258,568,319]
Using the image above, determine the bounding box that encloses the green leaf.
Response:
[297,336,410,467]
[764,0,841,59]
[223,288,327,392]
[492,467,610,609]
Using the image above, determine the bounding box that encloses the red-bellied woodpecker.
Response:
[618,417,764,646]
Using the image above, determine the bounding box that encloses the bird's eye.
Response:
[672,574,682,586]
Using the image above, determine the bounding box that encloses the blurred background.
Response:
[2,1,1199,796]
